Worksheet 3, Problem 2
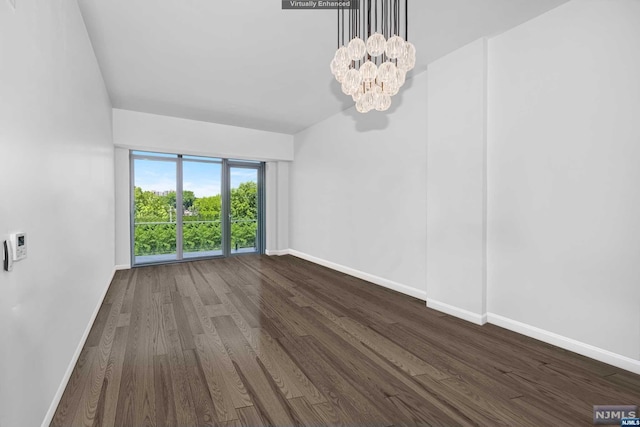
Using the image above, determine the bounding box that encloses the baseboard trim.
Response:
[266,249,290,256]
[487,313,640,375]
[115,264,130,270]
[41,267,116,427]
[287,249,427,301]
[427,299,487,325]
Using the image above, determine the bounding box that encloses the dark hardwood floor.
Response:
[52,255,640,426]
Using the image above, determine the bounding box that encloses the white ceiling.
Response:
[78,0,568,134]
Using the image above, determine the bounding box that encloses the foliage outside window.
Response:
[134,181,257,256]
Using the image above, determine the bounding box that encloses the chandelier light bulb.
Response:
[396,56,410,72]
[334,46,351,66]
[361,91,376,112]
[383,80,400,96]
[375,93,392,111]
[360,61,377,82]
[347,37,367,61]
[342,68,362,95]
[405,42,416,61]
[377,61,397,83]
[330,59,347,80]
[397,42,416,71]
[366,33,386,57]
[352,88,364,102]
[385,35,405,59]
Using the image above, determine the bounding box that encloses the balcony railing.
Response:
[134,219,257,256]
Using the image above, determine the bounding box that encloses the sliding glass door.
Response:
[131,152,264,265]
[229,165,260,254]
[183,157,223,259]
[132,153,178,264]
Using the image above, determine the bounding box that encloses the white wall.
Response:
[290,73,428,299]
[266,161,290,255]
[113,109,294,265]
[114,147,131,268]
[488,0,640,361]
[426,39,487,324]
[0,1,115,426]
[276,162,290,252]
[113,109,294,161]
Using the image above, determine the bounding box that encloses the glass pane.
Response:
[230,167,259,254]
[132,151,178,159]
[133,158,177,264]
[183,155,222,162]
[183,161,223,259]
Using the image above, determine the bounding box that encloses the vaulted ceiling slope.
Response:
[78,0,568,135]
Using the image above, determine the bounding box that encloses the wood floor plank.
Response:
[181,295,205,336]
[118,269,138,315]
[604,372,640,395]
[161,302,177,332]
[429,375,537,426]
[188,262,222,305]
[103,274,127,305]
[193,333,245,420]
[132,267,157,427]
[213,315,296,426]
[250,327,325,404]
[297,324,472,426]
[171,291,197,351]
[113,266,156,427]
[51,347,96,427]
[183,349,217,426]
[153,354,178,427]
[236,406,268,427]
[201,270,233,295]
[363,319,523,398]
[53,255,640,426]
[165,328,198,426]
[279,334,391,427]
[245,330,305,400]
[84,303,112,348]
[178,273,217,335]
[117,312,131,328]
[332,315,434,377]
[73,278,129,426]
[206,304,229,318]
[287,397,326,427]
[311,401,351,426]
[151,292,168,355]
[92,326,129,427]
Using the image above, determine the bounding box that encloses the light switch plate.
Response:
[7,0,16,10]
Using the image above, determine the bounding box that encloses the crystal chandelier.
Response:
[330,0,415,113]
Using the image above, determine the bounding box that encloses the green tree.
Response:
[165,190,196,211]
[230,182,257,220]
[193,195,222,220]
[134,187,170,221]
[230,182,258,250]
